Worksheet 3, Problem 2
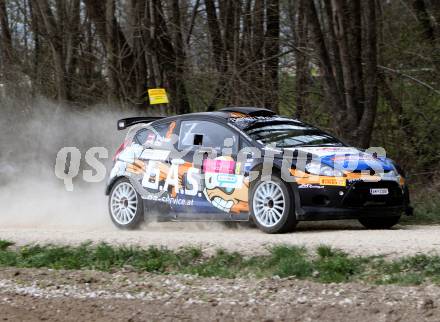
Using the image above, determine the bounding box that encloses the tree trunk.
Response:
[306,0,379,147]
[28,0,42,96]
[34,0,69,101]
[348,0,365,122]
[330,0,358,128]
[171,0,190,114]
[412,0,440,77]
[0,0,14,85]
[205,0,226,73]
[205,0,227,110]
[84,0,137,104]
[131,0,149,106]
[105,0,119,103]
[252,0,265,104]
[305,0,345,124]
[294,0,309,119]
[152,0,190,114]
[264,0,280,113]
[144,0,158,88]
[66,0,81,100]
[358,0,378,148]
[413,0,435,41]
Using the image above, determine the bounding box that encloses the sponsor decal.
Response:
[229,112,248,118]
[139,149,170,161]
[130,154,249,215]
[319,177,346,187]
[146,194,194,206]
[298,184,325,189]
[243,161,253,172]
[203,156,249,213]
[205,173,244,189]
[332,155,376,162]
[141,161,200,196]
[117,144,143,164]
[203,158,235,174]
[165,121,176,139]
[146,133,156,145]
[235,162,242,175]
[299,147,359,156]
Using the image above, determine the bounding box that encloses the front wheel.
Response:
[109,178,144,229]
[358,216,401,229]
[250,176,297,234]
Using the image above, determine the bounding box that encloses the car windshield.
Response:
[234,118,343,148]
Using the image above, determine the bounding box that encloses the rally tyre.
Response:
[250,175,297,234]
[109,178,144,230]
[358,216,401,230]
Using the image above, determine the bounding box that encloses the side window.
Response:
[178,120,238,153]
[134,129,153,145]
[134,122,176,148]
[155,123,174,137]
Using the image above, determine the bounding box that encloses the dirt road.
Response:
[0,267,439,322]
[2,223,440,321]
[1,222,440,257]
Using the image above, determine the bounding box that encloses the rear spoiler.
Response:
[117,116,166,130]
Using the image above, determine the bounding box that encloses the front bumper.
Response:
[296,180,412,221]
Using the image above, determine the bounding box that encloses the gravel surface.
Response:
[0,267,439,322]
[1,222,440,257]
[2,223,440,321]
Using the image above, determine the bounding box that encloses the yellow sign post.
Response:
[148,88,169,105]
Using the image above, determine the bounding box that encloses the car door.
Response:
[129,122,177,203]
[173,119,250,221]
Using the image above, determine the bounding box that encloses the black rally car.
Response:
[106,107,412,233]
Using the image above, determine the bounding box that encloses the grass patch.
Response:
[269,246,313,278]
[315,245,363,283]
[0,240,14,251]
[1,241,440,285]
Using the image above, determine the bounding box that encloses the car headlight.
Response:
[380,168,398,180]
[305,161,344,177]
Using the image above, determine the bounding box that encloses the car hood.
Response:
[283,146,395,172]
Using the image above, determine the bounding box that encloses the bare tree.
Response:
[264,0,280,112]
[0,0,15,86]
[293,0,309,119]
[152,0,190,114]
[32,0,81,101]
[305,0,379,147]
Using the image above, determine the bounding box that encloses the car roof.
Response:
[150,111,229,125]
[155,107,276,121]
[149,107,277,125]
[120,107,287,131]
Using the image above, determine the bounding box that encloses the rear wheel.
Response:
[109,178,144,229]
[358,216,401,229]
[250,175,297,234]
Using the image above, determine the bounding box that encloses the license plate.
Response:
[370,188,389,195]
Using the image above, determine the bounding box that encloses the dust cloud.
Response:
[0,97,237,232]
[0,97,127,230]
